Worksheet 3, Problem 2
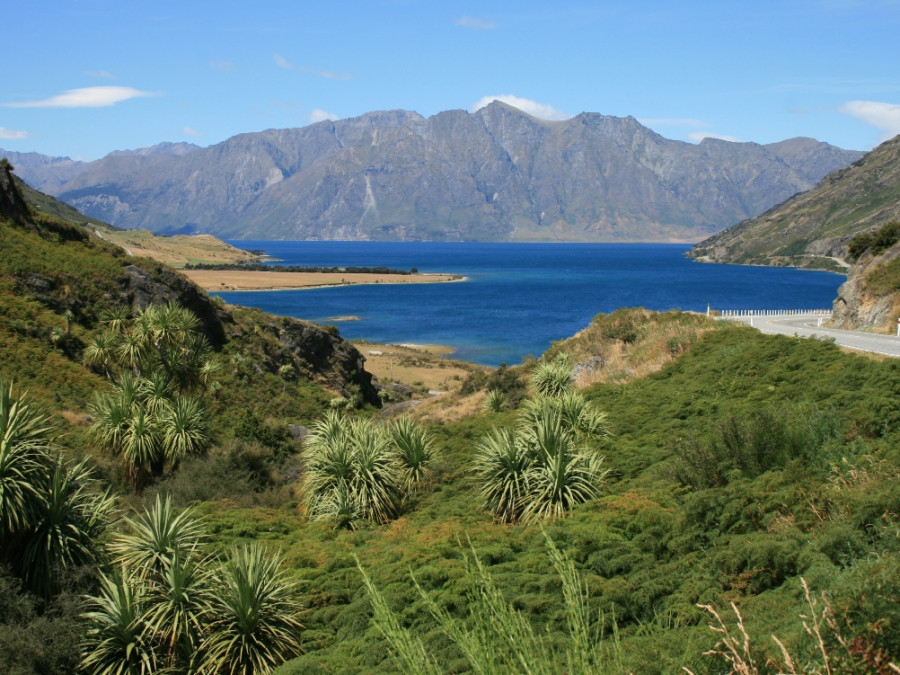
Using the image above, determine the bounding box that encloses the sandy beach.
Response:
[181,269,462,292]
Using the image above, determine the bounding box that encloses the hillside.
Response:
[2,162,899,674]
[690,134,900,268]
[3,103,862,242]
[0,159,379,432]
[10,168,262,267]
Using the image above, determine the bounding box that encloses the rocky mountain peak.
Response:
[6,107,865,242]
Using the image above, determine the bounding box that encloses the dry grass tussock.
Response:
[686,578,900,675]
[398,390,488,424]
[551,309,720,389]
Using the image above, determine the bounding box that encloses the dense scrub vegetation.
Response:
[270,322,899,673]
[1,169,899,672]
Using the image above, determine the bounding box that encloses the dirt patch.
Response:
[355,341,488,400]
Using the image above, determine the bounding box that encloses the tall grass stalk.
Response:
[355,558,441,675]
[358,532,627,674]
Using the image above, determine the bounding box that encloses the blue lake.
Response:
[214,242,844,366]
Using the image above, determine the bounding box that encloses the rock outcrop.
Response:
[0,159,31,226]
[832,244,900,332]
[278,320,378,405]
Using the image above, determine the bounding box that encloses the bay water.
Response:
[214,242,844,366]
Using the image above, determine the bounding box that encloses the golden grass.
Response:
[100,230,259,266]
[405,391,489,424]
[357,341,486,397]
[561,311,719,389]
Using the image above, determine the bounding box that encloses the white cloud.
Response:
[0,126,28,140]
[3,86,156,108]
[688,131,742,143]
[273,53,295,70]
[310,109,339,123]
[470,95,570,121]
[209,60,237,72]
[839,100,900,141]
[314,69,352,81]
[182,126,203,137]
[455,16,496,29]
[274,54,351,80]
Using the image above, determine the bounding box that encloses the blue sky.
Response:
[3,0,899,160]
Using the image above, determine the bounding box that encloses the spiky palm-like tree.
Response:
[301,411,434,527]
[142,548,213,672]
[520,412,608,523]
[197,544,303,675]
[473,427,532,524]
[91,386,208,488]
[161,395,210,470]
[474,394,609,524]
[0,381,52,537]
[90,385,136,479]
[2,381,114,596]
[82,496,304,674]
[301,412,402,525]
[83,329,120,379]
[22,458,115,597]
[139,371,175,416]
[89,303,214,491]
[121,406,163,489]
[520,391,609,441]
[483,389,506,413]
[388,416,434,492]
[168,332,212,392]
[81,571,158,675]
[301,411,357,520]
[199,357,221,389]
[529,354,574,398]
[101,497,212,671]
[99,305,132,334]
[117,325,153,376]
[108,495,206,581]
[349,418,402,524]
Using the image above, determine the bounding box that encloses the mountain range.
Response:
[690,134,900,267]
[2,102,863,242]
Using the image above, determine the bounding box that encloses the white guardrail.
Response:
[717,309,833,318]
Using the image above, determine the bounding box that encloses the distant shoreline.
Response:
[181,269,464,292]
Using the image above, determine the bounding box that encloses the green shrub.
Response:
[847,221,900,261]
[460,363,528,408]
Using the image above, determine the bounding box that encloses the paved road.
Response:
[718,313,900,357]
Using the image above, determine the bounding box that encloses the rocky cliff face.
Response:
[0,159,31,225]
[832,244,900,332]
[4,103,862,242]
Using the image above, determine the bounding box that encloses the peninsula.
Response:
[180,268,462,292]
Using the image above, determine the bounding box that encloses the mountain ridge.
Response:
[689,134,900,268]
[3,102,863,242]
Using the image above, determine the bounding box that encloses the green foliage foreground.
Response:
[273,321,900,674]
[2,197,899,673]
